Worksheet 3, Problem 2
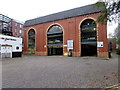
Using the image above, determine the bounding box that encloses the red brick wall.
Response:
[11,21,23,37]
[23,12,108,58]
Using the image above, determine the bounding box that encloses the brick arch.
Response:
[79,17,98,42]
[46,23,65,55]
[46,23,65,42]
[27,28,36,54]
[79,17,96,27]
[79,17,98,56]
[46,23,64,33]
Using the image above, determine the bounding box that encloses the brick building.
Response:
[0,14,24,38]
[23,4,108,58]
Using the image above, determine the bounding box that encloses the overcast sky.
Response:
[0,0,118,35]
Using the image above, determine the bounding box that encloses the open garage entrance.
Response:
[47,25,63,56]
[81,19,97,56]
[28,29,35,54]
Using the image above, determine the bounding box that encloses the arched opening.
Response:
[47,25,63,55]
[28,29,35,54]
[80,19,97,56]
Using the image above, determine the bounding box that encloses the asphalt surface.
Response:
[1,54,119,88]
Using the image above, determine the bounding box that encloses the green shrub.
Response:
[28,48,35,54]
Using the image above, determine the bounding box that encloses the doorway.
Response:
[81,19,97,56]
[48,47,63,55]
[47,25,63,55]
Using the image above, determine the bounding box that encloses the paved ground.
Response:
[1,53,119,88]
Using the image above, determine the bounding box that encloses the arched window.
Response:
[47,25,63,45]
[47,25,62,34]
[81,19,97,42]
[47,25,63,55]
[80,19,97,56]
[28,29,35,54]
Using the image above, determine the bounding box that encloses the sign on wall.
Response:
[67,40,74,50]
[97,42,104,47]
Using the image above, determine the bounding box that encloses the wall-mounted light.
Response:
[44,45,47,48]
[94,28,96,30]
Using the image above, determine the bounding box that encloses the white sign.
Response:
[97,42,104,47]
[0,34,22,52]
[67,40,73,50]
[63,45,67,47]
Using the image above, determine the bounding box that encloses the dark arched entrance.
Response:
[28,29,35,54]
[47,25,63,55]
[81,19,97,56]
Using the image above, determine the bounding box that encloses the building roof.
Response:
[24,3,105,27]
[0,14,24,24]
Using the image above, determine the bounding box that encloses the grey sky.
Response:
[0,0,118,35]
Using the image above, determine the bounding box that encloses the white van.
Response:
[0,34,22,58]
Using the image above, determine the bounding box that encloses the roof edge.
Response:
[24,3,105,27]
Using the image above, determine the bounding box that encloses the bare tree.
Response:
[96,0,120,24]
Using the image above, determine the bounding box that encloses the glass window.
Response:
[19,30,22,34]
[20,25,23,28]
[48,25,62,34]
[15,29,17,32]
[81,19,97,42]
[0,15,2,21]
[47,25,63,44]
[16,23,18,26]
[28,29,35,48]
